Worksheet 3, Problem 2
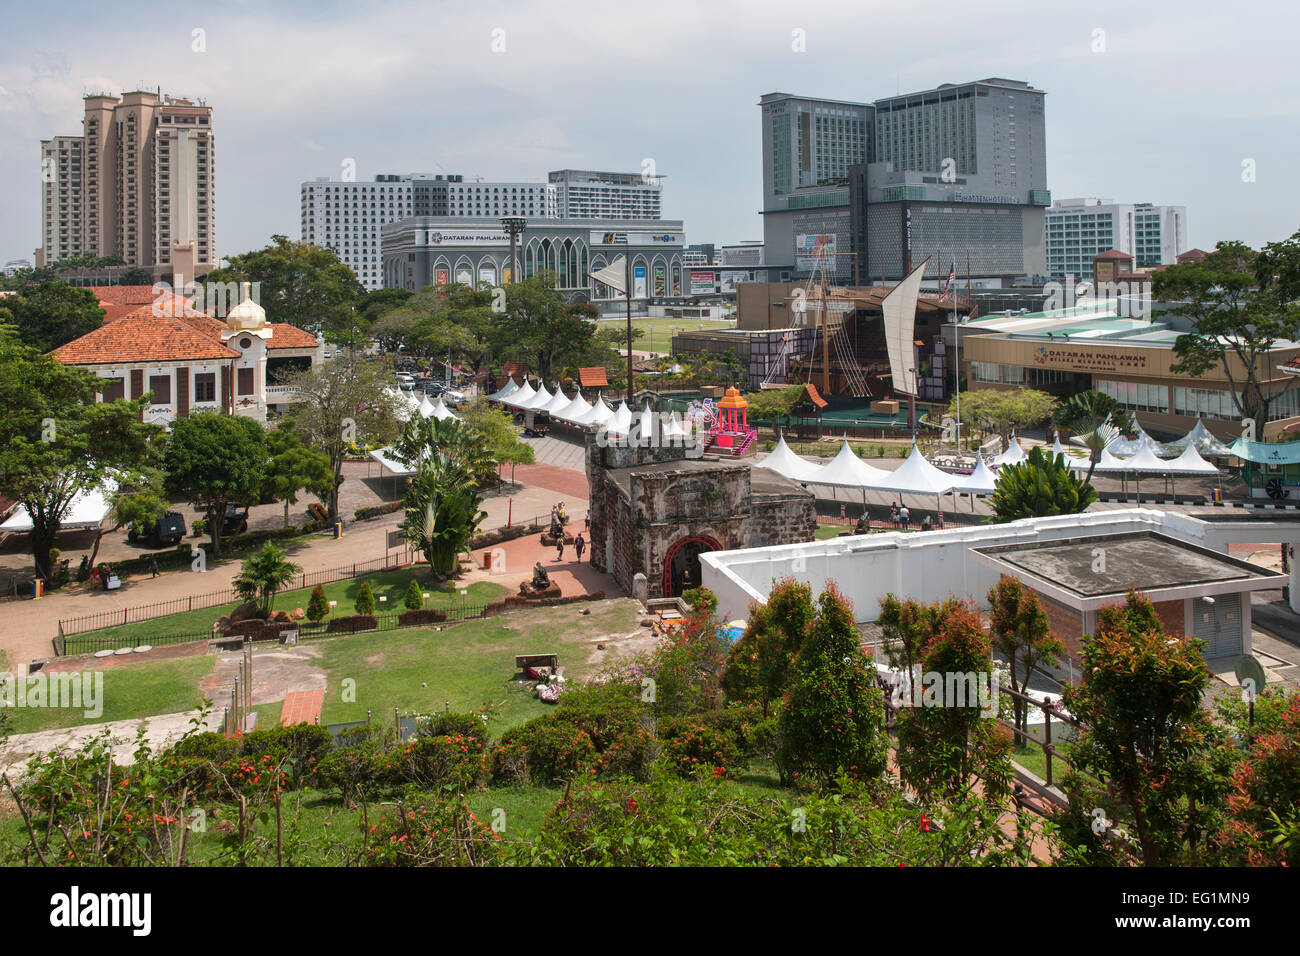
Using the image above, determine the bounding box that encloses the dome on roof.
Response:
[226,282,267,331]
[718,386,747,409]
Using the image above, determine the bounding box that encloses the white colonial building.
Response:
[53,283,324,424]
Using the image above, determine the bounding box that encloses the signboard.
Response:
[653,264,666,296]
[591,231,682,246]
[478,265,496,286]
[634,265,647,298]
[690,270,715,295]
[1030,345,1150,374]
[720,271,747,292]
[419,229,508,246]
[387,529,405,550]
[435,268,450,286]
[795,233,835,271]
[455,266,473,286]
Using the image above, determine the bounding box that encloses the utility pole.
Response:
[625,245,634,402]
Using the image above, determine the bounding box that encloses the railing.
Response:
[265,384,303,402]
[55,554,411,643]
[57,601,494,657]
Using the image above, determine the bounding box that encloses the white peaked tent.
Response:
[1161,443,1221,475]
[487,376,520,402]
[417,394,437,419]
[806,440,892,488]
[515,381,553,411]
[502,380,536,408]
[1068,446,1130,474]
[1167,418,1235,457]
[951,453,999,496]
[660,411,689,439]
[1109,423,1173,457]
[755,434,824,483]
[869,444,957,496]
[1121,440,1179,474]
[431,396,458,421]
[1050,432,1068,458]
[1,482,115,532]
[607,401,634,436]
[554,391,592,424]
[990,437,1028,468]
[542,387,574,415]
[571,394,614,427]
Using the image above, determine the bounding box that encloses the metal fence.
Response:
[56,599,493,657]
[56,554,411,640]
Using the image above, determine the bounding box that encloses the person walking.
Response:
[556,536,565,561]
[574,533,586,562]
[150,557,159,579]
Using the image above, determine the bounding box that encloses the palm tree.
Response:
[1052,391,1133,482]
[234,542,302,618]
[989,446,1098,522]
[402,456,487,579]
[394,415,496,488]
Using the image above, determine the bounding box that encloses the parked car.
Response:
[223,504,250,535]
[127,511,188,547]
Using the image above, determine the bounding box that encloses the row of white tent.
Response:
[384,387,459,422]
[486,376,693,438]
[992,426,1222,477]
[757,436,999,497]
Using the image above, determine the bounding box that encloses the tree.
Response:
[492,274,608,383]
[207,235,363,333]
[118,268,152,286]
[354,580,376,615]
[402,457,487,579]
[452,398,534,482]
[280,350,402,518]
[1153,236,1300,428]
[162,412,268,559]
[404,579,424,610]
[96,469,170,565]
[1061,592,1222,866]
[895,601,1013,803]
[0,325,162,581]
[986,576,1063,743]
[946,388,1057,452]
[988,446,1097,522]
[722,579,815,717]
[262,422,334,529]
[233,542,302,618]
[394,415,497,489]
[743,384,805,433]
[1216,693,1300,866]
[307,584,330,622]
[377,284,492,366]
[777,583,887,784]
[877,596,959,706]
[1052,391,1132,482]
[5,283,105,352]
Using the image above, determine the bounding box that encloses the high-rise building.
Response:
[760,79,1050,285]
[40,91,214,278]
[1045,198,1188,279]
[301,174,558,291]
[548,170,662,220]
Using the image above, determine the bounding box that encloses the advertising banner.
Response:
[653,264,666,297]
[690,271,716,295]
[634,266,647,298]
[435,268,450,286]
[795,233,836,271]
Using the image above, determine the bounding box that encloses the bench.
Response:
[515,653,559,680]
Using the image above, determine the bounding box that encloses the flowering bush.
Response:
[361,794,506,867]
[659,716,742,779]
[372,733,488,793]
[498,718,596,785]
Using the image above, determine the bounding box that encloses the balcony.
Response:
[265,384,304,403]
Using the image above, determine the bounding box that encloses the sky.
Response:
[2,0,1298,266]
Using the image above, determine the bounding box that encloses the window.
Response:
[194,373,217,403]
[148,374,171,404]
[237,367,255,396]
[100,377,125,402]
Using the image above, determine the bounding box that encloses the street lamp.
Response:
[500,217,526,285]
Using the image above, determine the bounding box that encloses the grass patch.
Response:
[814,523,851,540]
[315,598,642,732]
[1010,744,1073,785]
[0,655,215,735]
[64,573,510,650]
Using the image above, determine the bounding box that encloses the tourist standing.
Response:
[556,536,565,561]
[899,505,910,529]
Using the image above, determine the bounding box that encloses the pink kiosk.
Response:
[709,387,758,456]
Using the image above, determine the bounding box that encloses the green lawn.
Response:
[316,598,643,732]
[64,572,510,651]
[597,316,736,351]
[1,655,215,735]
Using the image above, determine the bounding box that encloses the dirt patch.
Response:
[582,628,660,673]
[364,653,387,668]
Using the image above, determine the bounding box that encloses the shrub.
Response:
[239,724,335,787]
[326,614,377,634]
[490,741,531,786]
[554,682,648,751]
[354,501,404,522]
[419,711,490,746]
[404,579,424,610]
[306,584,330,623]
[355,580,376,615]
[659,716,743,779]
[398,608,447,627]
[374,734,487,792]
[361,793,505,867]
[681,587,718,614]
[499,717,596,785]
[313,742,383,806]
[591,725,658,782]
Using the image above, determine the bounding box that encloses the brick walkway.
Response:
[280,689,325,727]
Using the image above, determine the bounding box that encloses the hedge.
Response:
[398,608,447,627]
[326,614,378,633]
[354,501,404,522]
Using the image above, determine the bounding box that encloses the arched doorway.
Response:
[662,534,722,597]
